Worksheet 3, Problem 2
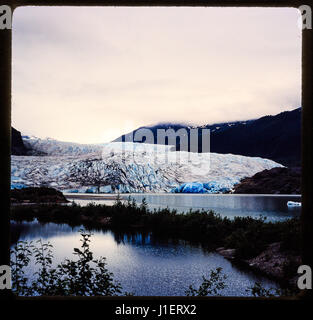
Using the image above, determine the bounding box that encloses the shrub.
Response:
[11,231,123,296]
[11,199,301,259]
[185,267,227,296]
[247,282,298,297]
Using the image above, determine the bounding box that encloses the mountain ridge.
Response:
[113,108,301,166]
[12,108,301,166]
[11,127,30,155]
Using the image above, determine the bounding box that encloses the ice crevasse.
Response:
[11,141,284,194]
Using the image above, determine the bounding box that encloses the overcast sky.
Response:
[12,6,301,144]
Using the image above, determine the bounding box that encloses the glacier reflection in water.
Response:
[11,220,280,296]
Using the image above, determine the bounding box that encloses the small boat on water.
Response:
[287,201,301,207]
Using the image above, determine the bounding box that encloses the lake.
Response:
[10,220,280,296]
[65,193,301,222]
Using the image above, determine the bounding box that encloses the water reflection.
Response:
[128,194,301,221]
[11,220,281,296]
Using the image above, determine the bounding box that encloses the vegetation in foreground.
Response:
[11,231,123,296]
[11,231,299,297]
[11,196,301,293]
[11,196,301,261]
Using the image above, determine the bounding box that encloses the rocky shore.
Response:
[10,187,301,288]
[233,167,301,194]
[216,242,301,287]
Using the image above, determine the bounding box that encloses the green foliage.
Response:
[248,282,280,297]
[11,240,34,295]
[224,216,301,259]
[10,231,122,296]
[224,220,267,259]
[185,267,227,296]
[11,199,301,260]
[247,282,298,297]
[139,198,148,213]
[11,198,301,297]
[279,219,301,253]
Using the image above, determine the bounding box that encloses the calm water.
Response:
[11,220,280,296]
[68,193,301,222]
[127,194,301,221]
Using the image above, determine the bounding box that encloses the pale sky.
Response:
[12,6,301,144]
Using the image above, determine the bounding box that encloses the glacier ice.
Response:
[287,201,301,207]
[11,139,284,194]
[172,181,232,194]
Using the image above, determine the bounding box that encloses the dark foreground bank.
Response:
[11,195,301,288]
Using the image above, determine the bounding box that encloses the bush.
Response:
[185,267,227,296]
[11,231,123,296]
[11,199,301,259]
[247,282,298,297]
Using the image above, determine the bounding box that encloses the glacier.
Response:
[11,138,284,194]
[172,182,231,194]
[287,201,301,207]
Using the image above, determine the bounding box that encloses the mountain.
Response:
[11,127,30,155]
[11,108,298,193]
[113,108,301,166]
[233,167,301,194]
[22,135,102,156]
[11,142,282,193]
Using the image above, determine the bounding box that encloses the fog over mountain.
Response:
[114,108,301,167]
[12,7,301,143]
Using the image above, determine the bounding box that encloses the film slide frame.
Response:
[0,0,312,312]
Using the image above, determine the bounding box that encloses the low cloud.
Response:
[12,6,301,143]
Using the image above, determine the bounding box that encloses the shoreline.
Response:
[10,210,298,290]
[64,193,123,200]
[10,201,301,290]
[63,192,302,199]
